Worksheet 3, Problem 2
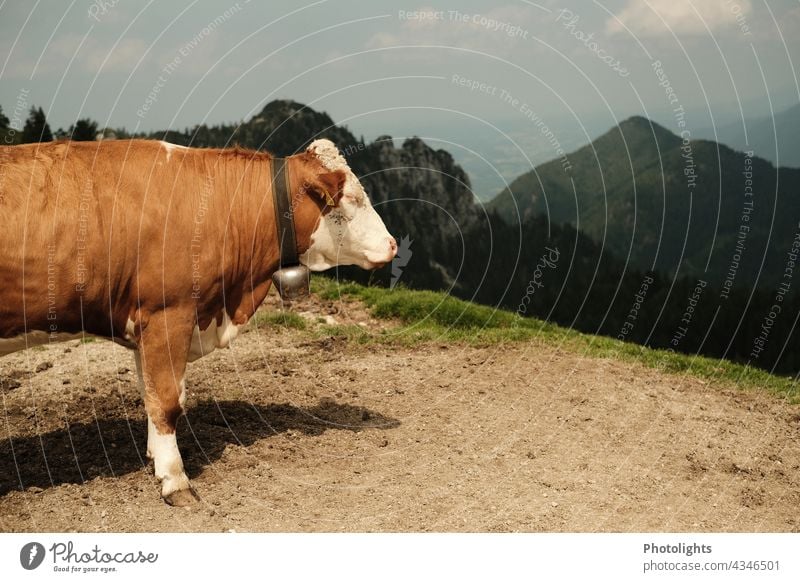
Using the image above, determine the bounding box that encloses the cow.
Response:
[0,138,397,505]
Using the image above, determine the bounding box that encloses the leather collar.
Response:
[270,157,300,268]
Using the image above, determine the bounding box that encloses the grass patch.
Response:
[312,276,800,401]
[314,277,546,331]
[253,310,307,330]
[314,324,370,343]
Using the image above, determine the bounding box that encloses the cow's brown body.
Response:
[0,139,349,504]
[0,140,335,338]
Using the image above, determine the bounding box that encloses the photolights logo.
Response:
[390,235,413,289]
[20,542,46,570]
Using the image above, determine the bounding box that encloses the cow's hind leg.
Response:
[136,311,198,506]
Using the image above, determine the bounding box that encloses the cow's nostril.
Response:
[388,236,398,254]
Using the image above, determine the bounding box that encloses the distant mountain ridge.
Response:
[695,103,800,169]
[488,115,800,288]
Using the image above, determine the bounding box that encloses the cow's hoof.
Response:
[163,487,200,507]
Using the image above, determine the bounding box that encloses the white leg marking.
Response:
[133,349,191,497]
[178,378,186,409]
[133,351,156,458]
[150,429,190,497]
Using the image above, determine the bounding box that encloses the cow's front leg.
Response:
[133,350,158,460]
[136,310,198,506]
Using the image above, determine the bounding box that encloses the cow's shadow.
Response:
[0,399,400,496]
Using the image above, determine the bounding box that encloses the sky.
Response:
[2,0,799,197]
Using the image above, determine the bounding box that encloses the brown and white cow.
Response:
[0,138,396,505]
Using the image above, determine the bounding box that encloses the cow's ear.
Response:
[312,170,346,207]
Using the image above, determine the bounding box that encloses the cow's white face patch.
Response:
[300,139,396,271]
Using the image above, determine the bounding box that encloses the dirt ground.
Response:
[1,290,799,532]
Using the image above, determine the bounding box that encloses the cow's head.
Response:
[296,139,397,271]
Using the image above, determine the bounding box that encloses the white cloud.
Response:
[83,38,149,74]
[606,0,753,37]
[4,34,84,78]
[8,35,150,79]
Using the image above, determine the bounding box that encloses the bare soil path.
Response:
[1,293,798,532]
